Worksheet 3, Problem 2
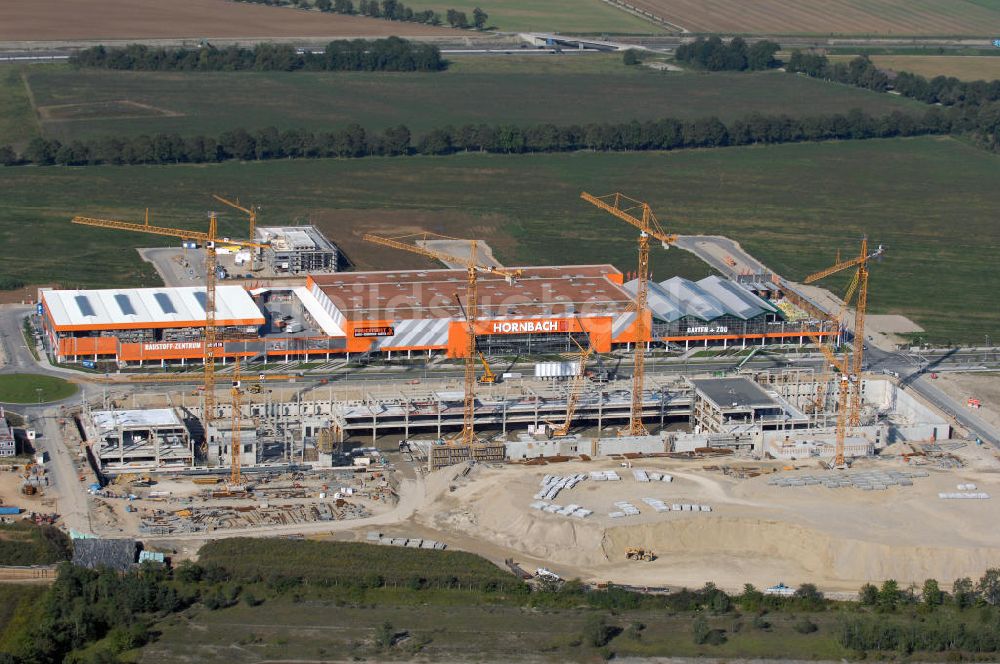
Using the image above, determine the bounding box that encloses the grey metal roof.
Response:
[623,280,684,322]
[696,275,777,320]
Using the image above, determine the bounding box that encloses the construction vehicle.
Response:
[580,192,677,435]
[625,547,655,561]
[804,237,885,427]
[71,204,267,486]
[363,232,522,446]
[477,353,497,384]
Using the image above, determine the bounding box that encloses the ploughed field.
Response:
[0,136,996,343]
[0,0,457,41]
[625,0,1000,36]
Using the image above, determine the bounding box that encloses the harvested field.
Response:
[402,0,663,33]
[310,209,520,272]
[627,0,1000,36]
[0,0,458,41]
[832,54,1000,81]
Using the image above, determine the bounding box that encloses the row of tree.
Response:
[675,36,781,71]
[6,106,979,168]
[233,0,488,29]
[859,571,1000,612]
[70,38,445,72]
[786,51,1000,107]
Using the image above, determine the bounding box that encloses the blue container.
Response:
[0,507,22,515]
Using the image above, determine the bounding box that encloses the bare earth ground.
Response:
[403,446,1000,593]
[934,372,1000,432]
[623,0,1000,35]
[794,283,922,351]
[0,0,459,41]
[309,208,519,272]
[831,55,1000,81]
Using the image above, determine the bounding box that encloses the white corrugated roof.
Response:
[42,286,264,329]
[292,286,345,337]
[624,276,776,322]
[696,275,777,320]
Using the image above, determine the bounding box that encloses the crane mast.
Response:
[204,212,218,425]
[580,192,677,436]
[230,356,243,487]
[549,336,594,437]
[807,332,850,468]
[212,194,259,270]
[71,205,265,463]
[364,232,521,446]
[805,237,885,427]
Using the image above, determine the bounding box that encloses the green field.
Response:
[0,136,996,343]
[15,58,923,143]
[0,68,39,149]
[0,374,77,403]
[404,0,663,33]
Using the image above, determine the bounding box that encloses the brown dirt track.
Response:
[626,0,1000,36]
[0,0,458,41]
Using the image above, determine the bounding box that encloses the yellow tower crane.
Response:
[804,237,885,426]
[363,232,522,446]
[212,194,260,270]
[807,332,850,468]
[70,207,266,462]
[547,336,595,437]
[580,192,677,436]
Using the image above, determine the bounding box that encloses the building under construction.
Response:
[254,225,340,274]
[83,408,194,471]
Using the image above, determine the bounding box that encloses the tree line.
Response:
[4,548,1000,663]
[785,50,1000,149]
[675,36,780,71]
[70,37,445,72]
[787,51,1000,107]
[839,573,1000,654]
[3,106,971,168]
[233,0,489,29]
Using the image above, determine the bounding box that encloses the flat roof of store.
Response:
[42,286,265,331]
[310,265,631,320]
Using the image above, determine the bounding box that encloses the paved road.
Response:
[674,235,770,277]
[867,346,1000,447]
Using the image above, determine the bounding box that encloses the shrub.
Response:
[794,617,818,634]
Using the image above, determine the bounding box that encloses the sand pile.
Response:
[412,460,1000,592]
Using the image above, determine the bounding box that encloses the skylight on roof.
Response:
[153,292,176,314]
[114,293,136,316]
[74,295,95,317]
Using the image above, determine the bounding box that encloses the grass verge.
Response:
[0,374,76,403]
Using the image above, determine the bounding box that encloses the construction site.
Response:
[23,190,998,591]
